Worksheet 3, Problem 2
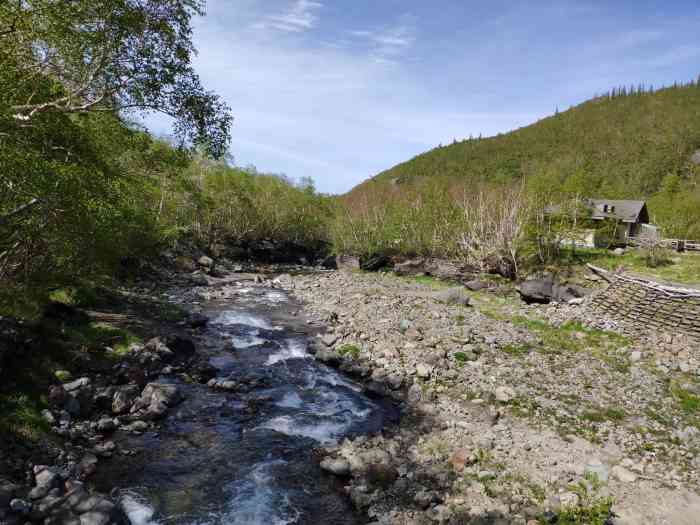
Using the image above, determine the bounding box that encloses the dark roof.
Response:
[586,199,648,222]
[545,199,649,223]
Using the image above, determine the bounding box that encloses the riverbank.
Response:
[280,270,700,525]
[2,260,699,525]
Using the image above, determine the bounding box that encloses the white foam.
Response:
[231,331,268,349]
[220,460,300,525]
[258,415,347,445]
[264,291,287,304]
[265,339,308,365]
[120,493,156,525]
[276,391,303,409]
[214,311,272,330]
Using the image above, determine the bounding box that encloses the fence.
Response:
[628,237,700,252]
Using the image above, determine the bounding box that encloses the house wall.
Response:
[592,277,700,340]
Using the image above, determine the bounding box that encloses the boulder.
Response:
[518,274,588,304]
[174,256,196,272]
[319,255,338,269]
[464,279,489,291]
[518,275,555,304]
[320,458,351,476]
[433,287,471,306]
[131,383,182,420]
[197,255,214,268]
[315,349,341,367]
[112,385,140,415]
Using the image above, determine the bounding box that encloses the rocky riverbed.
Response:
[2,262,699,525]
[278,270,700,525]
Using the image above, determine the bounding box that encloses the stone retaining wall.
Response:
[592,275,700,340]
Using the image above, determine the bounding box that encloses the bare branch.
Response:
[0,198,42,225]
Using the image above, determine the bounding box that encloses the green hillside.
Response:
[350,81,700,205]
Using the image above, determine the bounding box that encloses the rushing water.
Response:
[100,282,397,525]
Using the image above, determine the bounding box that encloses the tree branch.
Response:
[0,198,41,225]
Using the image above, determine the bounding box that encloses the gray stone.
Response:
[629,351,642,363]
[611,465,637,483]
[131,383,182,420]
[398,319,412,333]
[495,386,516,403]
[41,409,56,426]
[94,441,116,457]
[96,418,117,433]
[112,385,139,415]
[320,458,351,476]
[0,480,19,507]
[197,255,214,267]
[321,333,338,347]
[416,363,432,379]
[387,373,403,390]
[407,383,422,404]
[64,377,90,392]
[433,287,471,307]
[9,499,30,513]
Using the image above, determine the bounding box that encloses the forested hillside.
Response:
[355,81,700,196]
[331,81,700,266]
[346,81,700,235]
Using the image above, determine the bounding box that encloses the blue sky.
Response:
[144,0,700,194]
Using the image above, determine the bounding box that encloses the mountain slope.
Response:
[348,81,700,202]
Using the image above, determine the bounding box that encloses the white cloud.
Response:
[350,14,417,63]
[254,0,323,33]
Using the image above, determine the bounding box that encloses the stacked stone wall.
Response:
[592,277,700,340]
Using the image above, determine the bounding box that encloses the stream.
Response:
[98,279,398,525]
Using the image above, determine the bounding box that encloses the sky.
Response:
[143,0,700,194]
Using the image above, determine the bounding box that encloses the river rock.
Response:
[131,383,182,420]
[9,498,30,514]
[320,458,351,476]
[612,465,637,483]
[416,363,432,379]
[433,287,471,307]
[0,480,19,507]
[198,255,214,267]
[63,377,90,392]
[495,386,516,403]
[94,441,116,458]
[112,385,139,415]
[407,383,422,404]
[96,417,117,433]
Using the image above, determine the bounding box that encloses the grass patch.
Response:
[582,406,627,423]
[671,384,700,414]
[337,344,361,359]
[579,248,700,285]
[510,317,630,369]
[63,322,141,356]
[501,342,533,356]
[0,393,50,441]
